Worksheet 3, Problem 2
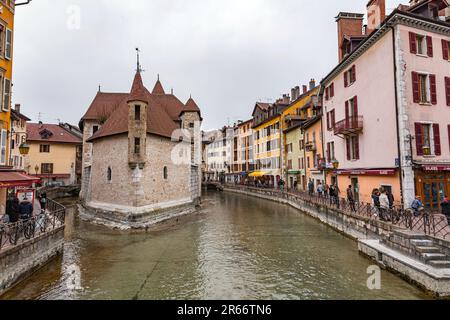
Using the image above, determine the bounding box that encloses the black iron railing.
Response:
[0,199,66,252]
[224,184,450,240]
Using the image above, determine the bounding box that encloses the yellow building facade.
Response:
[0,0,15,167]
[281,87,319,190]
[26,123,82,186]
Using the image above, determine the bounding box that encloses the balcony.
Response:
[305,141,317,152]
[334,116,363,136]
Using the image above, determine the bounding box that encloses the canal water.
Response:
[2,191,429,300]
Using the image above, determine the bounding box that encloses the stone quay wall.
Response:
[224,185,396,241]
[0,226,65,297]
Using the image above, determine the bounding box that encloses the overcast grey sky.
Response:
[13,0,404,130]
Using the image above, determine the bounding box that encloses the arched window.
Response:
[163,166,168,180]
[107,167,112,182]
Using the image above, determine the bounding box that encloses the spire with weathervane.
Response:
[127,48,148,170]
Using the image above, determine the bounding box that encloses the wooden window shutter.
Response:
[346,138,351,160]
[412,72,420,103]
[445,77,450,106]
[442,39,449,60]
[344,72,348,87]
[354,136,360,160]
[331,83,334,97]
[409,32,417,54]
[426,36,433,57]
[345,101,349,127]
[448,125,450,152]
[325,87,329,100]
[327,143,331,162]
[430,74,437,105]
[353,96,358,118]
[352,65,356,83]
[433,124,441,156]
[331,110,336,128]
[415,123,424,156]
[326,112,330,130]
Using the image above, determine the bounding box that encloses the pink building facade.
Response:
[321,0,450,208]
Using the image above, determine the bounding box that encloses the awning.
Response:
[337,169,396,176]
[249,171,269,177]
[0,172,41,188]
[421,165,450,172]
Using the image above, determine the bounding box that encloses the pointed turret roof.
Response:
[184,97,200,112]
[152,76,165,95]
[128,71,148,103]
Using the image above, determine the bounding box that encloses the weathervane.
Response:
[136,48,144,73]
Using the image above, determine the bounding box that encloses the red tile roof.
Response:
[84,72,201,142]
[27,123,82,144]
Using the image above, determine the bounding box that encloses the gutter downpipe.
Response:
[391,24,405,208]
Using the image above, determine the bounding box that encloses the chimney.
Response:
[336,12,364,62]
[282,94,290,104]
[367,0,386,34]
[14,104,21,114]
[309,79,316,91]
[291,88,296,102]
[302,85,308,94]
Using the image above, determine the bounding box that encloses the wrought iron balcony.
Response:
[305,141,317,152]
[334,116,364,136]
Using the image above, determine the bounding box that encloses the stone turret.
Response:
[127,71,148,169]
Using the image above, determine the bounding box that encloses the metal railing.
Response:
[334,116,364,135]
[0,199,66,252]
[224,184,450,240]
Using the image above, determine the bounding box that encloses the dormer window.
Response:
[39,129,53,140]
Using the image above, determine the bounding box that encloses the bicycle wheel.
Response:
[24,222,35,239]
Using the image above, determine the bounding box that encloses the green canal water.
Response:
[3,191,429,300]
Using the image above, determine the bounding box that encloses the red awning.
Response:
[337,169,396,176]
[0,172,41,188]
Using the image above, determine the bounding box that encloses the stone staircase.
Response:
[410,237,450,269]
[382,230,450,269]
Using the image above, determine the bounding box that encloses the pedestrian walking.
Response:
[371,189,381,218]
[386,190,395,210]
[346,185,356,212]
[329,185,335,205]
[441,197,450,224]
[308,180,314,196]
[379,188,390,221]
[39,193,48,213]
[333,184,340,209]
[324,183,329,199]
[317,182,324,198]
[19,198,33,220]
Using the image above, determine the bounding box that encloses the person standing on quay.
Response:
[372,189,381,218]
[324,183,329,199]
[346,185,356,212]
[379,188,390,221]
[333,184,340,209]
[441,197,450,224]
[317,182,324,198]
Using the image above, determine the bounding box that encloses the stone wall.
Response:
[80,120,97,201]
[89,134,191,208]
[0,227,65,296]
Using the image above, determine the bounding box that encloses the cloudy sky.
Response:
[13,0,404,130]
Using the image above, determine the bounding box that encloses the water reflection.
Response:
[2,192,429,300]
